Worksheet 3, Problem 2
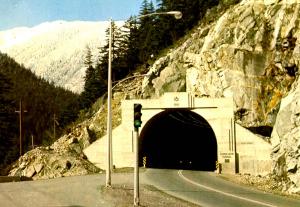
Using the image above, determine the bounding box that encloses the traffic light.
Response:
[134,103,142,129]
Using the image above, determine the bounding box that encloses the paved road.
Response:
[0,173,133,207]
[142,169,300,207]
[1,170,300,207]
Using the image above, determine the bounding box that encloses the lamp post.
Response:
[105,11,182,190]
[106,18,113,187]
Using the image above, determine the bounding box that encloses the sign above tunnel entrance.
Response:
[162,92,195,108]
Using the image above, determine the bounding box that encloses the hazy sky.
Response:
[0,0,143,30]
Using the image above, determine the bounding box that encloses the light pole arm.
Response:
[134,11,182,20]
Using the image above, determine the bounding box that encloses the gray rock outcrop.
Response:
[271,76,300,193]
[8,123,101,180]
[142,0,298,129]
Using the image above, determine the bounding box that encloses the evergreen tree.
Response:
[0,72,18,167]
[136,0,158,63]
[120,17,141,72]
[81,46,106,108]
[0,52,81,165]
[96,20,125,81]
[93,0,221,84]
[84,45,93,67]
[95,17,141,86]
[91,0,223,107]
[157,0,218,33]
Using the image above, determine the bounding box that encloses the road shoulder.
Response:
[217,173,300,200]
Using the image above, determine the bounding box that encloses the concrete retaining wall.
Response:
[235,124,272,175]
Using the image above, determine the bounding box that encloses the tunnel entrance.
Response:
[139,109,217,171]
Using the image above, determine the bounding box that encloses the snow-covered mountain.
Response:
[0,20,123,93]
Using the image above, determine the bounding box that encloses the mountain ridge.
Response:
[0,20,123,93]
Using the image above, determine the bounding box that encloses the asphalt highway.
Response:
[142,169,300,207]
[0,173,133,207]
[1,169,300,207]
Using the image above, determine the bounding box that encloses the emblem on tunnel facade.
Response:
[174,96,180,106]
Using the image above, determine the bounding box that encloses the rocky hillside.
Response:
[0,21,122,93]
[6,73,144,180]
[8,121,101,179]
[142,0,300,193]
[143,0,298,129]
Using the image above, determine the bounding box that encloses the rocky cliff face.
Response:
[142,0,300,193]
[143,0,299,129]
[271,75,300,193]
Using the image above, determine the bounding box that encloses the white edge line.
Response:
[178,170,277,207]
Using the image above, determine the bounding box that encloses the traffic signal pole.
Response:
[133,103,142,206]
[134,127,140,206]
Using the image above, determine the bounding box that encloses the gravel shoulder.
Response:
[217,173,300,200]
[100,183,200,207]
[101,168,200,207]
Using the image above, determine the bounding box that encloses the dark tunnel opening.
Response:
[139,109,217,171]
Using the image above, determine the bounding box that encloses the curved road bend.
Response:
[142,169,300,207]
[0,173,133,207]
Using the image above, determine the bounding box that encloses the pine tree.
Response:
[96,18,141,82]
[121,17,141,72]
[81,46,106,108]
[0,52,81,164]
[96,20,125,81]
[84,45,93,67]
[90,0,221,104]
[136,0,158,63]
[0,72,18,166]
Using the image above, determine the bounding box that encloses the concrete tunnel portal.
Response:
[84,94,273,175]
[139,109,217,171]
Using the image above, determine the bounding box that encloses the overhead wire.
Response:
[167,111,212,128]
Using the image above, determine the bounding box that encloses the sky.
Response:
[0,0,143,30]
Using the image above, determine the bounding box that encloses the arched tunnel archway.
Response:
[139,109,217,171]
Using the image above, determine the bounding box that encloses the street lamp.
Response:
[136,11,183,20]
[105,11,182,191]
